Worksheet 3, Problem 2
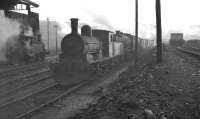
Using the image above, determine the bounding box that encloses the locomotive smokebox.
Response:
[71,18,78,34]
[61,18,84,59]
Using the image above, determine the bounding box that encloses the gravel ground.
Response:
[30,59,130,119]
[68,48,200,119]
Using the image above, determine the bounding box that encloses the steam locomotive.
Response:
[52,18,134,85]
[5,25,46,64]
[2,3,47,64]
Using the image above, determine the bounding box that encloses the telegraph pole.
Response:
[156,0,162,63]
[47,17,50,53]
[54,25,58,62]
[135,0,138,65]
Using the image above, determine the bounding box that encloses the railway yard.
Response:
[0,42,199,118]
[0,46,199,119]
[0,54,133,119]
[1,0,200,119]
[0,57,54,118]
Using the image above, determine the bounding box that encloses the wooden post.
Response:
[47,17,50,53]
[26,5,31,15]
[156,0,162,63]
[135,0,138,65]
[54,25,58,62]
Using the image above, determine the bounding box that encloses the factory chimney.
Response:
[71,18,78,34]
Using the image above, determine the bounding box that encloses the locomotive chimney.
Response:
[71,18,79,34]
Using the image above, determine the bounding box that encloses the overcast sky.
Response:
[32,0,200,41]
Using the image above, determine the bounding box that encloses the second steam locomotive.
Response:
[1,1,46,65]
[5,25,46,64]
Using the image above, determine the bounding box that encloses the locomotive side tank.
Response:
[81,25,101,60]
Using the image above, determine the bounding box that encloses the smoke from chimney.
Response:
[0,10,21,61]
[92,16,113,30]
[86,11,114,30]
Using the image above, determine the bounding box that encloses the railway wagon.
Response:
[92,29,114,58]
[184,39,200,49]
[51,18,134,85]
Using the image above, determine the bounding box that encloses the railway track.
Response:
[15,82,87,119]
[0,62,88,119]
[0,55,57,79]
[176,47,200,58]
[0,69,50,97]
[184,46,200,52]
[172,46,200,69]
[0,79,87,119]
[0,62,47,78]
[0,54,127,119]
[0,56,63,118]
[0,67,49,87]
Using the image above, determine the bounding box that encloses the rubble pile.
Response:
[68,50,200,119]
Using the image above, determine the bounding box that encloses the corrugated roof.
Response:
[20,0,39,7]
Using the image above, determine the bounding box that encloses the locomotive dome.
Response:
[81,25,92,37]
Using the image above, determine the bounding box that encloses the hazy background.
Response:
[31,0,200,41]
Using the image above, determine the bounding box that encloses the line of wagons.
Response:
[52,18,154,85]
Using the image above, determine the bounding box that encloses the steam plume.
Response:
[92,15,113,30]
[0,10,21,61]
[87,11,114,30]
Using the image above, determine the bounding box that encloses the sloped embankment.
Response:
[68,49,200,119]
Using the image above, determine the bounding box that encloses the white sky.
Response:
[32,0,200,40]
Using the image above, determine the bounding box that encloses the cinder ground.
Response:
[67,47,200,119]
[30,58,130,119]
